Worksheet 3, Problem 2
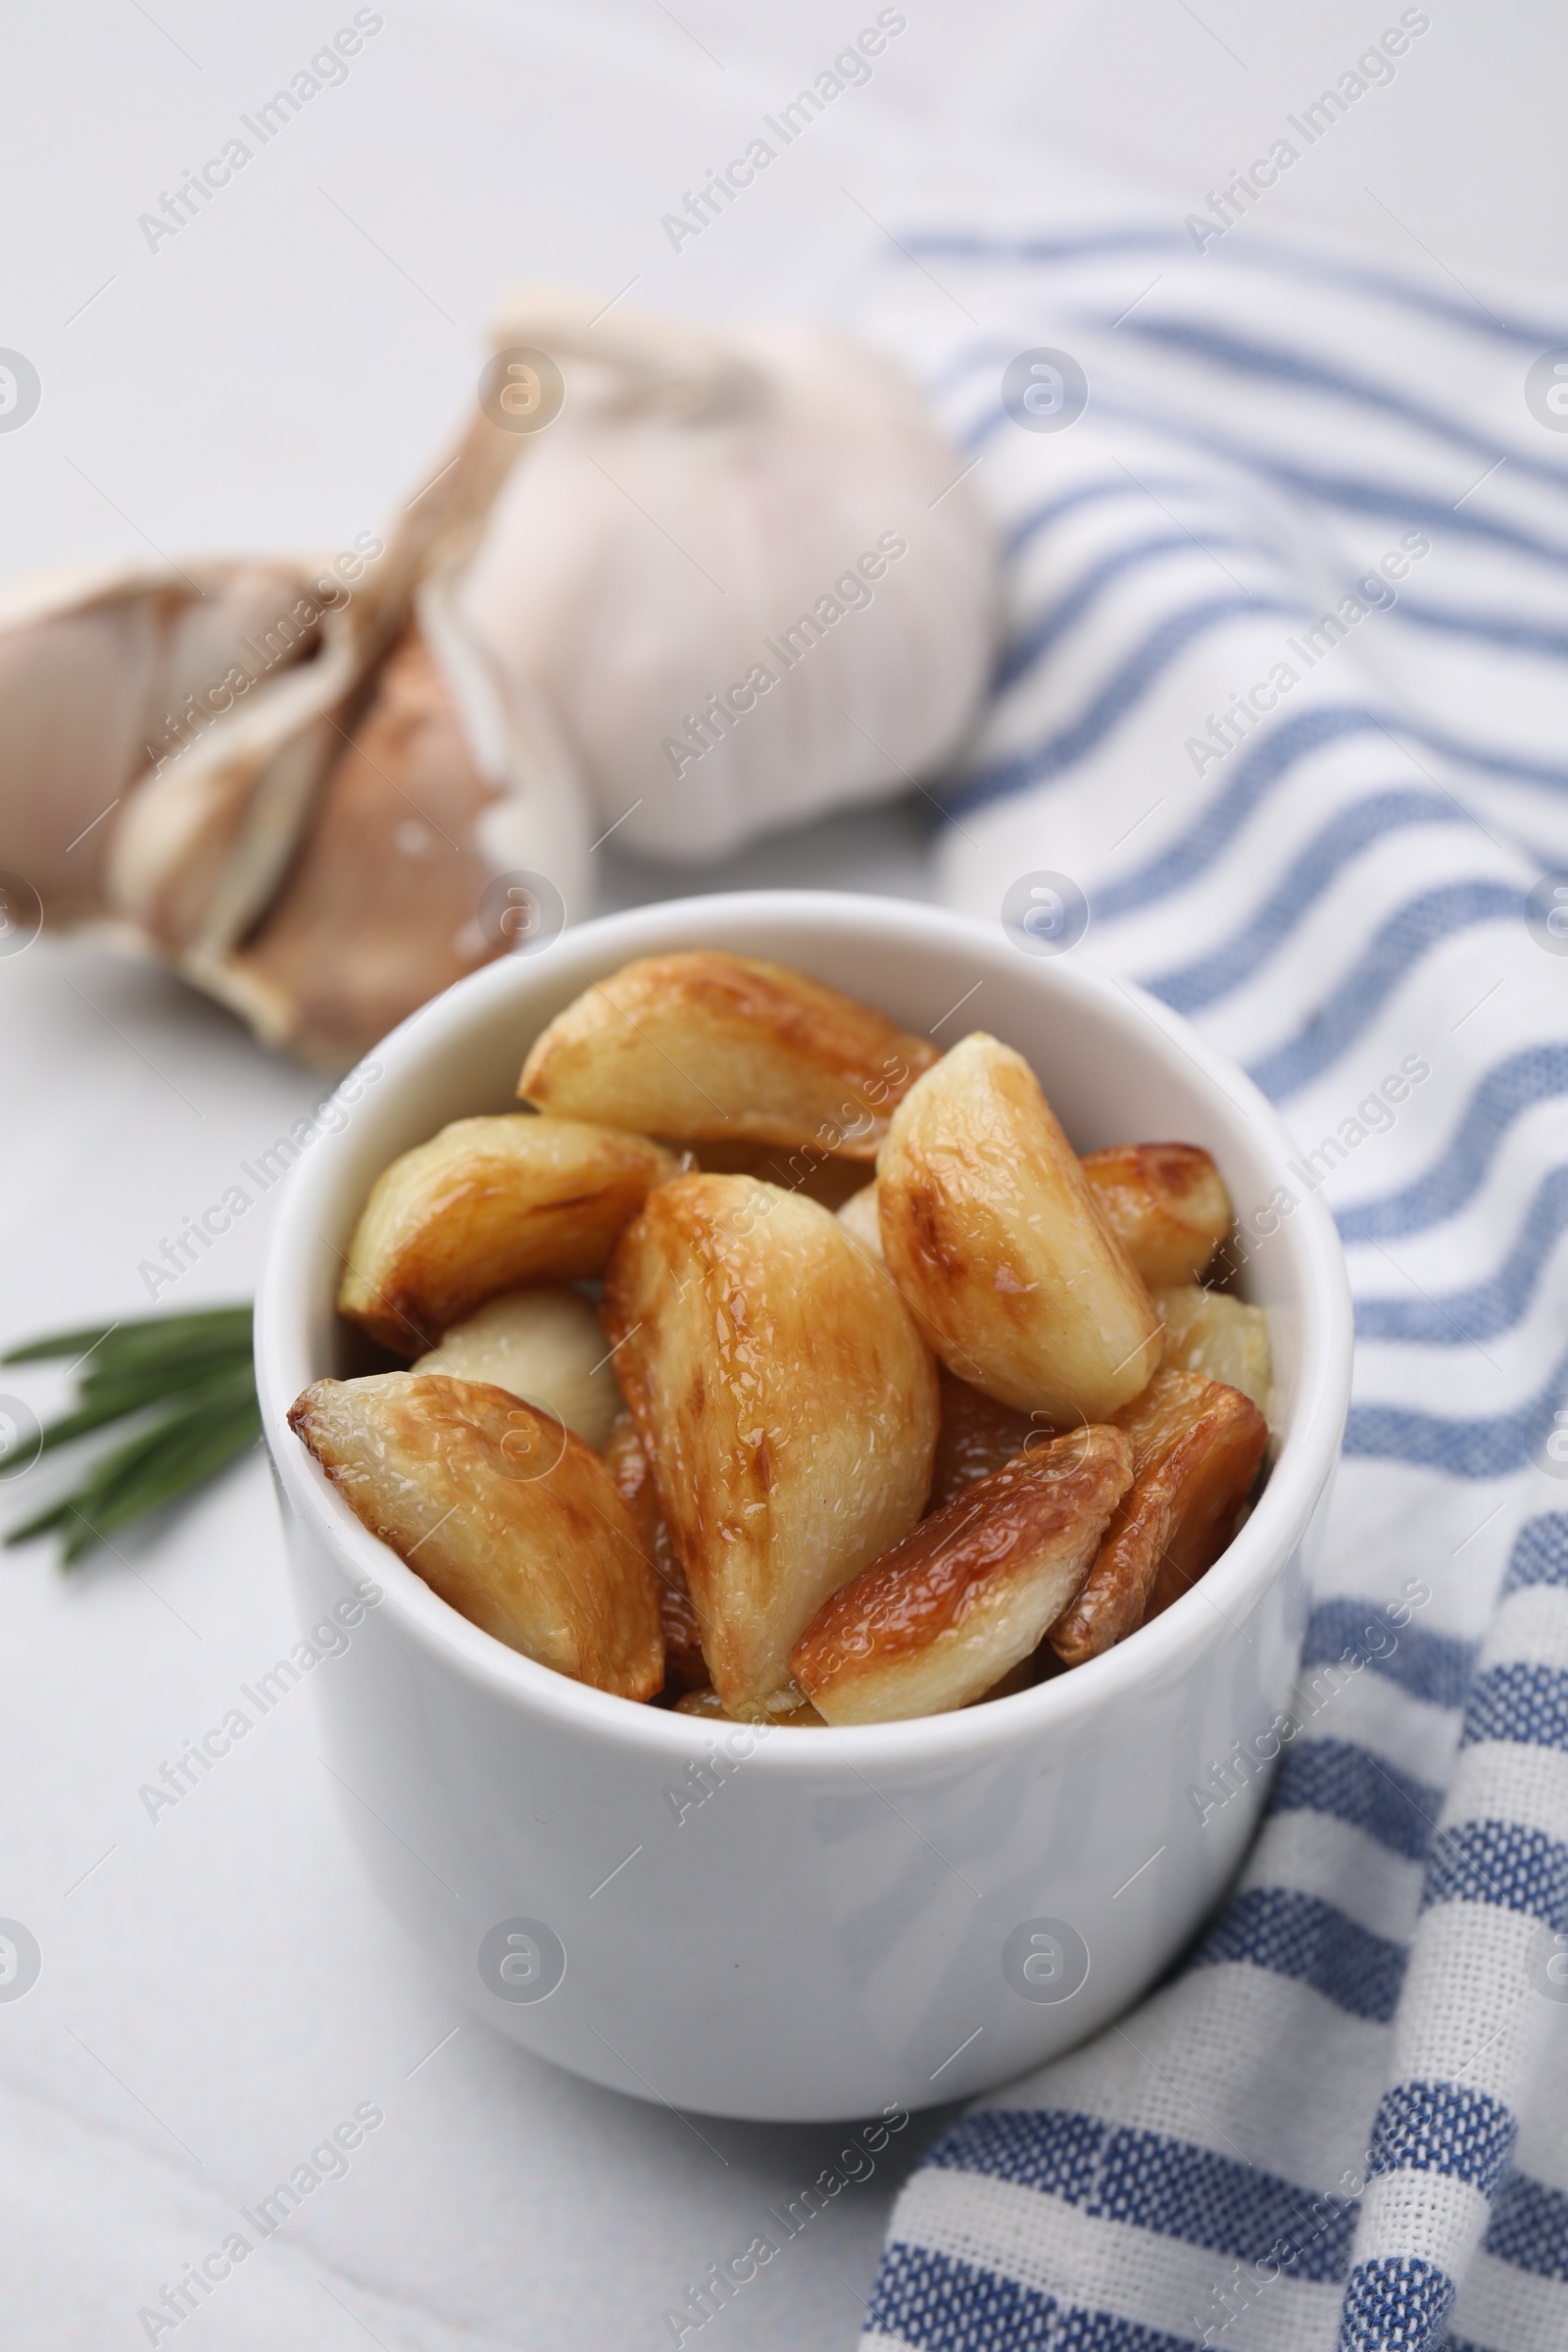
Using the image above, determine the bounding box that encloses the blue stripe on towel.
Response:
[1083,700,1563,933]
[1343,1336,1568,1477]
[927,2109,1356,2279]
[1337,1048,1568,1244]
[995,530,1273,690]
[1144,792,1473,1015]
[901,224,1568,350]
[866,2242,1200,2352]
[1485,2169,1568,2282]
[1423,1819,1568,1925]
[1367,2082,1518,2196]
[1354,1168,1568,1345]
[1244,881,1525,1103]
[1271,1740,1438,1862]
[1300,1602,1476,1709]
[1502,1513,1568,1594]
[1111,317,1568,495]
[951,593,1305,810]
[1461,1662,1568,1753]
[926,2107,1102,2202]
[1338,2255,1456,2352]
[1186,1886,1406,2022]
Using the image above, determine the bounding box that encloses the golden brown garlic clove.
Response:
[413,1285,623,1449]
[791,1426,1133,1724]
[1080,1143,1232,1288]
[337,1114,677,1353]
[1049,1368,1268,1665]
[603,1411,709,1694]
[288,1372,663,1699]
[927,1366,1042,1510]
[877,1032,1163,1421]
[1154,1285,1274,1420]
[517,952,936,1160]
[603,1171,939,1716]
[836,1179,883,1258]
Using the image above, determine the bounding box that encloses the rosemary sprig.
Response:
[3,1305,259,1563]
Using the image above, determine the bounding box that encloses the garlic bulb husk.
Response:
[198,577,586,1067]
[0,544,587,1069]
[457,287,999,862]
[0,554,329,930]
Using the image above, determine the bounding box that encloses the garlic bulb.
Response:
[0,284,996,1067]
[458,287,999,861]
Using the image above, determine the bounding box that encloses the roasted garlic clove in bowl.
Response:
[412,1285,623,1449]
[337,1114,676,1352]
[877,1031,1163,1421]
[792,1425,1134,1724]
[1080,1142,1232,1288]
[1049,1369,1268,1666]
[518,951,937,1159]
[288,1372,663,1699]
[603,1169,939,1716]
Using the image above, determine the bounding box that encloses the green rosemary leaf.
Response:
[56,1392,263,1563]
[39,1359,255,1453]
[3,1305,260,1562]
[3,1305,252,1369]
[3,1495,77,1544]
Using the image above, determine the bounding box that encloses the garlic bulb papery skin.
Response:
[458,294,1000,863]
[185,578,586,1069]
[0,555,328,930]
[0,547,587,1070]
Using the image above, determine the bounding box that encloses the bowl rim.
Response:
[256,888,1353,1775]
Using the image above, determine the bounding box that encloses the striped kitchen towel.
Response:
[863,220,1568,2349]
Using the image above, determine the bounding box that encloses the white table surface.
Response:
[2,5,1561,2344]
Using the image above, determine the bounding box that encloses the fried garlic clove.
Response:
[1154,1284,1274,1419]
[337,1114,677,1352]
[836,1179,883,1258]
[792,1426,1133,1724]
[603,1171,939,1716]
[288,1372,662,1698]
[413,1285,622,1449]
[1049,1368,1268,1665]
[1081,1142,1232,1287]
[604,1410,708,1693]
[927,1365,1042,1510]
[877,1031,1163,1421]
[517,952,937,1160]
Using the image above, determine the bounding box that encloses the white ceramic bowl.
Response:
[256,891,1351,2124]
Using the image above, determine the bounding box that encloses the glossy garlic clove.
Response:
[517,952,937,1160]
[413,1285,623,1449]
[836,1179,883,1258]
[603,1411,709,1693]
[1049,1368,1268,1665]
[337,1114,677,1353]
[288,1373,663,1698]
[603,1171,939,1716]
[791,1426,1134,1724]
[926,1365,1042,1510]
[1080,1143,1232,1288]
[1154,1285,1274,1420]
[877,1031,1163,1421]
